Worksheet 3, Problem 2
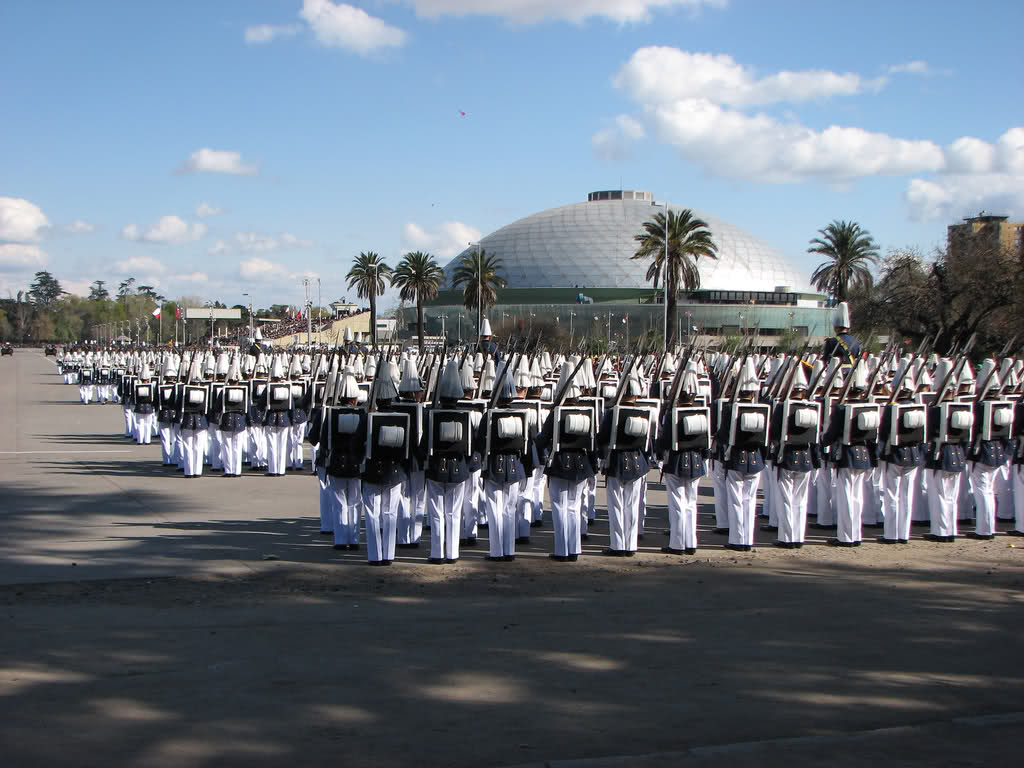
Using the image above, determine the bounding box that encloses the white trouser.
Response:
[289,423,305,468]
[958,465,974,520]
[207,424,222,469]
[79,385,93,404]
[329,476,362,546]
[763,464,777,525]
[585,474,597,521]
[548,476,584,557]
[221,430,244,476]
[836,467,868,543]
[134,412,155,445]
[364,481,402,562]
[777,469,811,544]
[250,426,267,468]
[665,473,699,551]
[637,475,648,533]
[862,465,884,525]
[532,467,547,520]
[1014,465,1024,534]
[484,479,520,557]
[159,423,174,464]
[182,428,204,477]
[318,468,333,533]
[928,469,961,537]
[174,424,184,468]
[883,462,919,541]
[266,425,289,475]
[815,466,835,525]
[461,470,482,538]
[971,463,999,536]
[996,459,1014,520]
[607,475,643,552]
[726,469,761,546]
[913,468,931,520]
[123,406,134,436]
[427,478,465,560]
[712,462,729,529]
[398,469,426,544]
[517,472,537,538]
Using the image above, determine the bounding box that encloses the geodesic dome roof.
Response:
[442,191,810,293]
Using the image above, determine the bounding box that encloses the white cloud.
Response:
[239,257,288,281]
[121,216,206,244]
[0,197,50,242]
[195,202,223,218]
[889,60,930,75]
[181,148,258,176]
[613,48,883,109]
[905,129,1024,220]
[172,272,209,283]
[593,114,646,161]
[61,279,92,297]
[220,231,316,253]
[640,97,944,182]
[401,220,481,260]
[244,23,301,44]
[603,47,964,183]
[281,232,314,248]
[116,256,166,275]
[66,219,95,233]
[0,243,47,272]
[299,0,407,54]
[410,0,726,24]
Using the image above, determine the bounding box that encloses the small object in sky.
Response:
[459,110,467,117]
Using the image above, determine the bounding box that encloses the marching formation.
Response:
[54,305,1024,566]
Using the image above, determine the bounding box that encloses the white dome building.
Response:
[442,190,810,293]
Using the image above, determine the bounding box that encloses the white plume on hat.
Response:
[227,355,242,382]
[515,356,532,389]
[473,351,484,372]
[480,318,492,337]
[338,367,360,400]
[556,361,581,400]
[681,360,700,396]
[288,354,302,379]
[976,358,998,396]
[851,359,869,390]
[530,357,544,387]
[216,352,230,376]
[461,358,477,391]
[739,358,759,392]
[790,362,809,390]
[440,360,465,400]
[271,354,285,380]
[833,302,851,329]
[375,361,400,401]
[399,358,423,393]
[344,327,353,343]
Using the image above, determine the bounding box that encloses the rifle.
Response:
[720,343,753,462]
[932,332,978,405]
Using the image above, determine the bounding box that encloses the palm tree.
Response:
[808,220,879,301]
[391,251,444,352]
[450,247,507,338]
[346,251,391,345]
[632,209,718,348]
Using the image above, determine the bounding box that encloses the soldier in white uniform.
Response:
[396,357,427,548]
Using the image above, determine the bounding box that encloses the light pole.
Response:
[652,201,670,352]
[569,310,577,345]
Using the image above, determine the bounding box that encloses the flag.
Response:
[152,307,161,318]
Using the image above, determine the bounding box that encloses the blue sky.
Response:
[2,0,1022,310]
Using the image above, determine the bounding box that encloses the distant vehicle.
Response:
[1,344,13,357]
[45,345,57,356]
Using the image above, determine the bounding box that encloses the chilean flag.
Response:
[152,307,161,318]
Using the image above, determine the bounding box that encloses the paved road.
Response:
[2,348,1023,768]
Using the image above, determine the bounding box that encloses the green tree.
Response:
[450,247,507,338]
[346,251,391,345]
[632,209,718,348]
[391,251,444,352]
[28,270,64,306]
[88,280,110,301]
[0,309,11,341]
[117,278,136,304]
[808,220,880,301]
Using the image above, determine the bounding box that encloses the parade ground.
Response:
[2,348,1023,768]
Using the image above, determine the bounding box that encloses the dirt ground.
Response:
[2,349,1023,767]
